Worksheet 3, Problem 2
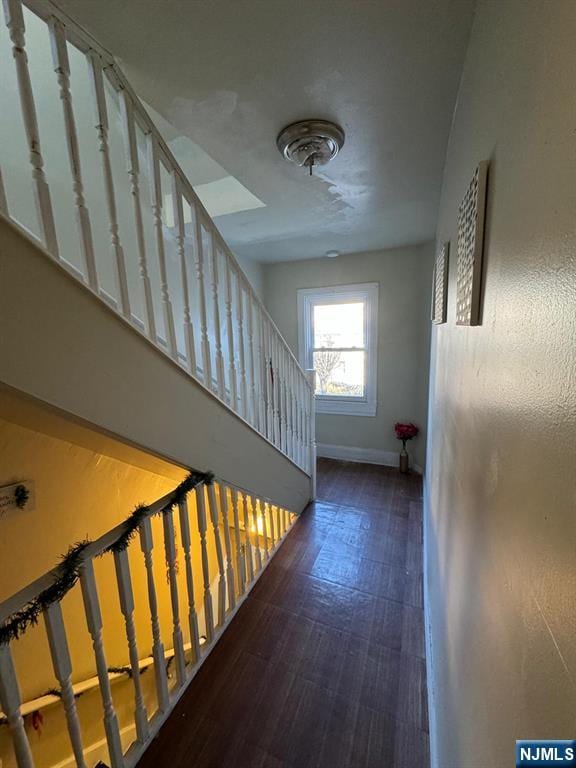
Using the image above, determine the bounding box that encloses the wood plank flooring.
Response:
[138,459,429,768]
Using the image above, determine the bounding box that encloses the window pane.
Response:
[314,350,365,397]
[313,302,364,348]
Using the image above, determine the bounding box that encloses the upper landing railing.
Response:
[0,0,315,476]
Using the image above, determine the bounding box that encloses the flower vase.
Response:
[399,447,409,474]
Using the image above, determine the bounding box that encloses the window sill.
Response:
[315,398,376,417]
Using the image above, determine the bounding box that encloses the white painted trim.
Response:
[297,283,378,417]
[317,442,422,474]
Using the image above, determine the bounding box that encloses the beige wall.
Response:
[425,2,576,766]
[0,415,180,603]
[0,411,181,767]
[0,220,311,514]
[263,245,434,468]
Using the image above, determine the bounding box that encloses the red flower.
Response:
[394,422,419,442]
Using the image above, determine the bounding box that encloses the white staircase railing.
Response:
[0,470,298,768]
[0,0,315,477]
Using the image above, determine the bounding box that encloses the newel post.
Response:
[305,369,317,499]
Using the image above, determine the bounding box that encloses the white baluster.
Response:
[0,643,35,768]
[218,485,236,611]
[148,137,177,357]
[43,602,87,768]
[294,372,302,468]
[177,498,201,665]
[284,356,295,461]
[274,504,282,541]
[246,296,258,429]
[302,381,310,472]
[79,558,124,768]
[271,330,280,449]
[260,318,274,442]
[3,0,58,257]
[259,498,270,562]
[294,366,301,464]
[206,483,227,626]
[0,166,7,215]
[283,352,290,456]
[289,358,297,462]
[171,182,196,374]
[192,208,211,387]
[262,316,273,441]
[119,90,156,339]
[280,347,288,456]
[88,51,130,318]
[113,548,149,744]
[291,365,299,466]
[230,488,245,596]
[162,508,186,687]
[235,278,248,420]
[278,340,286,453]
[306,369,317,495]
[194,485,214,642]
[267,501,276,550]
[224,258,238,410]
[272,504,279,541]
[48,18,97,289]
[241,492,254,583]
[255,307,266,434]
[209,234,225,400]
[250,495,262,573]
[279,339,287,453]
[139,517,169,712]
[268,328,277,446]
[272,505,280,542]
[301,374,308,470]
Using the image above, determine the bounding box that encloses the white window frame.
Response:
[297,282,378,417]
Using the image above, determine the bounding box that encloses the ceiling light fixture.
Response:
[325,250,339,258]
[277,119,345,176]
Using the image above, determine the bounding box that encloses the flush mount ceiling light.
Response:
[277,119,345,175]
[325,250,339,258]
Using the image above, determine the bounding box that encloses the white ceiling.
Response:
[57,0,476,263]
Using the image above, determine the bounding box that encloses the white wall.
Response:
[425,2,576,766]
[263,245,434,468]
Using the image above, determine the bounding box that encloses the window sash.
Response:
[298,283,378,416]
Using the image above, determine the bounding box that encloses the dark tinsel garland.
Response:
[0,470,214,645]
[104,469,213,555]
[0,541,90,645]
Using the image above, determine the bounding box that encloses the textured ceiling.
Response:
[56,0,476,262]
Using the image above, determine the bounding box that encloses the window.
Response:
[298,283,378,416]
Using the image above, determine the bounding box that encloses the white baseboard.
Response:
[316,442,422,474]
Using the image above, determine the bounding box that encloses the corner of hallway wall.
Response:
[234,251,265,299]
[425,2,576,766]
[262,244,434,469]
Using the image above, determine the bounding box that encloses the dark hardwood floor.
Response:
[138,459,429,768]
